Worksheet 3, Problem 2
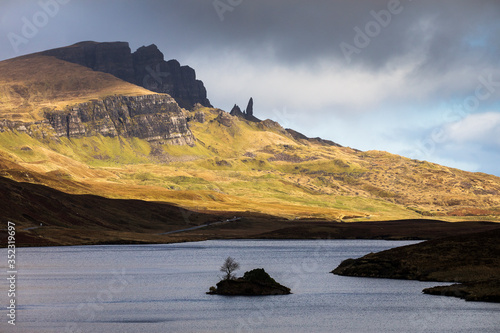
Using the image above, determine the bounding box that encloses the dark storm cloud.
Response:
[132,0,500,71]
[2,0,499,72]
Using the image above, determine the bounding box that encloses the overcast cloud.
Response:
[1,0,499,175]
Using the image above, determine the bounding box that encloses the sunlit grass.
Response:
[0,55,156,122]
[0,90,499,222]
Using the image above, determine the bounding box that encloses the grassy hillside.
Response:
[1,108,499,221]
[0,175,224,246]
[0,54,155,121]
[0,53,499,224]
[3,174,498,247]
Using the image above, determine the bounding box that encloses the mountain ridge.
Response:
[0,53,155,122]
[0,42,499,229]
[39,41,212,110]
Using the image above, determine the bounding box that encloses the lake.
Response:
[1,240,499,332]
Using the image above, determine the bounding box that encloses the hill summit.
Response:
[0,41,499,241]
[40,41,211,110]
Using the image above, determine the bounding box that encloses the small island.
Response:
[207,257,291,296]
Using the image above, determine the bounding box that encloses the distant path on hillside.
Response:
[159,217,241,235]
[23,226,41,231]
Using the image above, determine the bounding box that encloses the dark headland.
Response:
[332,228,500,303]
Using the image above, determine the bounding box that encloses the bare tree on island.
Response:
[220,257,240,280]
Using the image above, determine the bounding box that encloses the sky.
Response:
[1,0,500,175]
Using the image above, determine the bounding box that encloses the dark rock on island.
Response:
[208,268,291,296]
[331,228,500,303]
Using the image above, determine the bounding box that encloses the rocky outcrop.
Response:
[40,41,136,82]
[229,104,244,118]
[215,111,235,127]
[211,279,291,296]
[40,41,212,110]
[230,98,260,122]
[208,268,291,296]
[132,45,211,110]
[286,128,342,147]
[194,111,206,123]
[245,97,254,117]
[44,95,195,145]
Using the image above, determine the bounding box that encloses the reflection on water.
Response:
[1,240,499,333]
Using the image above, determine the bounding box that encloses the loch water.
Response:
[1,240,499,333]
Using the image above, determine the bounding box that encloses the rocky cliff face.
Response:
[40,41,212,110]
[132,45,211,110]
[40,41,136,83]
[0,94,195,146]
[44,95,195,145]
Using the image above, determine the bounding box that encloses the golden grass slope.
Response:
[0,53,499,222]
[1,107,499,222]
[0,54,155,121]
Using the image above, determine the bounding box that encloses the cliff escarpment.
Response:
[45,95,195,145]
[40,41,211,110]
[1,94,195,146]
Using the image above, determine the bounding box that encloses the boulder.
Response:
[215,111,235,127]
[194,111,206,123]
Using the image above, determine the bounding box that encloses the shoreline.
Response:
[2,219,499,248]
[331,228,500,303]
